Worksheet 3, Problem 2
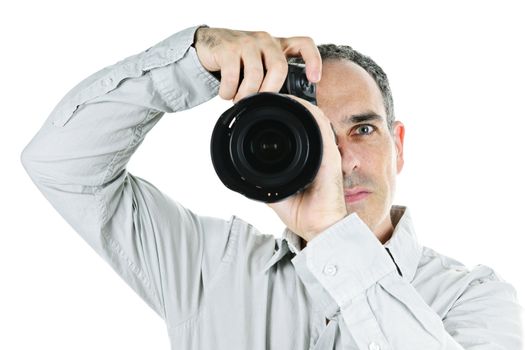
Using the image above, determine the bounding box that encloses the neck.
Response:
[375,217,394,244]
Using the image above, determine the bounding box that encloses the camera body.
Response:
[210,63,322,203]
[276,62,317,105]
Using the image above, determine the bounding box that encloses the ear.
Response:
[392,121,405,173]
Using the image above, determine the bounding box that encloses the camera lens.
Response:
[230,105,306,188]
[244,120,295,174]
[211,92,322,203]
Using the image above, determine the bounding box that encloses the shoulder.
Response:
[413,246,518,318]
[419,246,503,283]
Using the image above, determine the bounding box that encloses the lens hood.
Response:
[210,92,322,203]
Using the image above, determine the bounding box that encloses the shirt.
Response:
[20,24,523,350]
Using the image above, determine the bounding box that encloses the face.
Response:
[316,59,405,242]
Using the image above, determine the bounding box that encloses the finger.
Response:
[234,46,264,103]
[258,47,288,93]
[284,95,335,145]
[284,94,316,111]
[217,54,241,100]
[266,197,294,215]
[279,36,322,83]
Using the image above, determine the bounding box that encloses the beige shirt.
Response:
[21,24,523,349]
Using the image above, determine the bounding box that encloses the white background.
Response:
[1,0,524,348]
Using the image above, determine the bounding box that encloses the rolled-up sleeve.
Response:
[20,24,236,328]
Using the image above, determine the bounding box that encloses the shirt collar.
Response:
[263,205,423,283]
[383,206,423,283]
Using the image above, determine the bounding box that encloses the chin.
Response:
[345,200,368,216]
[346,205,377,231]
[346,204,367,219]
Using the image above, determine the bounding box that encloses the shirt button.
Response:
[323,264,337,276]
[102,77,113,87]
[368,342,381,350]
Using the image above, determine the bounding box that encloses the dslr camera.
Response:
[210,63,323,203]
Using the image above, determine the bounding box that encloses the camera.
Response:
[210,63,323,203]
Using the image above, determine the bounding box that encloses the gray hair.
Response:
[288,44,395,131]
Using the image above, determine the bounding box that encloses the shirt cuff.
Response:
[291,213,397,312]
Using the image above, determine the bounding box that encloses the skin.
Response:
[193,27,405,247]
[312,59,405,246]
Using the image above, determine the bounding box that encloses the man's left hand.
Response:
[267,95,347,244]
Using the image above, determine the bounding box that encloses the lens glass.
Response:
[243,120,296,174]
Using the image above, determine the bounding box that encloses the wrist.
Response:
[303,212,348,242]
[191,25,208,48]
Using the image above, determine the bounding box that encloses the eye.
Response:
[353,124,376,136]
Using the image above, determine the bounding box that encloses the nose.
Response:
[337,139,360,176]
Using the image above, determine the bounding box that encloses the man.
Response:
[21,24,522,349]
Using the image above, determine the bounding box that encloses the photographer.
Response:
[20,24,522,349]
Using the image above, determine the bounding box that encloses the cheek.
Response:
[364,144,397,189]
[362,144,391,174]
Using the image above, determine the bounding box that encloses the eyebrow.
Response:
[342,112,384,125]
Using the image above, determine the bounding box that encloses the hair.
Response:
[288,44,395,131]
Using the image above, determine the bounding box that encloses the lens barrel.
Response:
[211,92,322,203]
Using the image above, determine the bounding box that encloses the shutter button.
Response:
[323,264,337,276]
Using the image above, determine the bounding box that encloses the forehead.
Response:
[316,59,386,125]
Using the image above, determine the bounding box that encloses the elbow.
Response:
[20,144,33,173]
[20,141,40,179]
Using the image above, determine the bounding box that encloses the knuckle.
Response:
[238,35,254,46]
[306,36,316,44]
[239,78,260,91]
[244,66,264,78]
[298,35,315,45]
[237,31,257,44]
[222,42,242,55]
[241,79,260,91]
[254,30,271,39]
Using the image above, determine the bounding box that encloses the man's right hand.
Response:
[192,26,322,103]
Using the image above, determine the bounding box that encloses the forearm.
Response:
[19,25,221,318]
[292,214,523,349]
[21,24,217,190]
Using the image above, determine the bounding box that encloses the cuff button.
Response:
[323,264,337,276]
[369,342,381,350]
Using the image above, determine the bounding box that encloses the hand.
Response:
[192,26,322,103]
[267,95,347,243]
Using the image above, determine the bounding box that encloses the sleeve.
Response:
[291,213,523,350]
[20,24,235,328]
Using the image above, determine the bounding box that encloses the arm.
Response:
[20,24,234,327]
[291,213,523,349]
[21,23,325,330]
[264,88,522,349]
